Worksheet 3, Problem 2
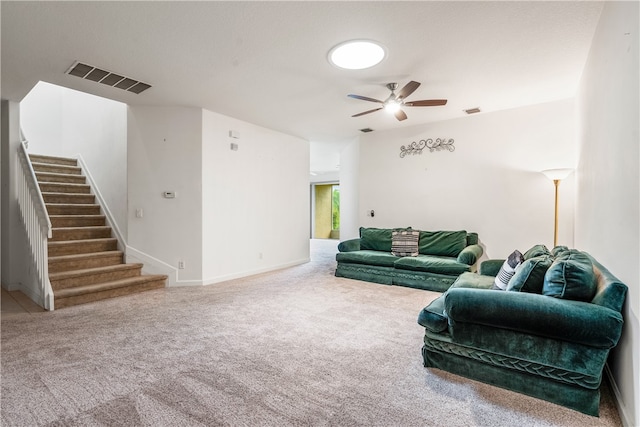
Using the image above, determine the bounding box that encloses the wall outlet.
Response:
[178,260,185,269]
[258,252,263,259]
[135,208,143,218]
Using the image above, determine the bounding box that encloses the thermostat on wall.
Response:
[163,191,176,199]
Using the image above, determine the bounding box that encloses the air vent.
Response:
[359,128,374,133]
[66,61,152,94]
[464,107,481,115]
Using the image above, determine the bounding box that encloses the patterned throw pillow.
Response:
[391,228,420,257]
[493,250,524,290]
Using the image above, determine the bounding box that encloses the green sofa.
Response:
[335,227,483,292]
[417,245,627,416]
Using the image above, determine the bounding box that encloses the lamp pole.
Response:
[552,179,560,248]
[541,168,573,248]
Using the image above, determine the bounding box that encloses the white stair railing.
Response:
[16,138,54,310]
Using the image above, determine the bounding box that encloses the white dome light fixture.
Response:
[328,40,386,70]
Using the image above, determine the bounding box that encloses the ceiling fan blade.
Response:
[348,94,384,104]
[404,99,448,107]
[394,109,408,121]
[352,107,383,117]
[396,81,421,100]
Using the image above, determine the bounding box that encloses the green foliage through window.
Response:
[332,185,340,230]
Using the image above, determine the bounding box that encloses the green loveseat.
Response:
[335,228,483,292]
[417,246,627,416]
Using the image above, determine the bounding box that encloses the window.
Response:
[332,185,340,230]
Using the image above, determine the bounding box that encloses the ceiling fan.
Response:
[348,81,447,121]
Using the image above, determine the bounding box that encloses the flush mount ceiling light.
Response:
[328,40,386,70]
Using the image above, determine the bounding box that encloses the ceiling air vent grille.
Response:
[66,61,152,94]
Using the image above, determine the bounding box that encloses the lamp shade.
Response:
[541,168,573,181]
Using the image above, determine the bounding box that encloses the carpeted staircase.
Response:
[30,153,167,309]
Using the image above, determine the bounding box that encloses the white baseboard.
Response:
[202,257,310,286]
[126,247,310,288]
[605,363,633,427]
[5,281,43,307]
[125,245,179,286]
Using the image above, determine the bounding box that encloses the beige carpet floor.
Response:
[1,239,622,426]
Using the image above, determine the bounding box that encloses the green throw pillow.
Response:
[359,227,393,252]
[543,252,597,301]
[551,246,570,258]
[506,255,553,293]
[523,244,551,260]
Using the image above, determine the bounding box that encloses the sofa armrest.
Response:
[456,244,483,265]
[337,238,361,252]
[479,259,504,276]
[444,288,623,349]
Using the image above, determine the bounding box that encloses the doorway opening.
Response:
[312,183,340,239]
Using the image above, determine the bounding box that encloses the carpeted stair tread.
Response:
[42,192,95,204]
[54,274,168,308]
[51,226,112,241]
[50,263,143,281]
[32,162,82,175]
[45,204,101,215]
[50,263,145,290]
[49,250,124,262]
[50,215,106,227]
[39,182,91,194]
[36,171,86,184]
[29,154,77,166]
[48,238,117,256]
[48,250,124,273]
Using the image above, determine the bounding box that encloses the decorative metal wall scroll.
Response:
[399,138,455,158]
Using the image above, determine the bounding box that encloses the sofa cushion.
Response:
[506,255,553,293]
[418,230,467,257]
[523,244,551,260]
[391,228,420,257]
[359,227,393,252]
[543,252,597,301]
[451,271,495,289]
[394,255,471,275]
[335,250,400,268]
[417,296,448,333]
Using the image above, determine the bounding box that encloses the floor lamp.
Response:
[541,168,573,247]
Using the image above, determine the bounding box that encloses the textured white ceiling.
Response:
[1,1,603,172]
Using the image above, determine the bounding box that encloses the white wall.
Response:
[127,106,204,284]
[339,138,361,241]
[19,82,128,237]
[201,110,310,284]
[575,2,639,425]
[351,99,576,258]
[1,101,29,291]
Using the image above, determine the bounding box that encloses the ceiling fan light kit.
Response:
[348,81,447,121]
